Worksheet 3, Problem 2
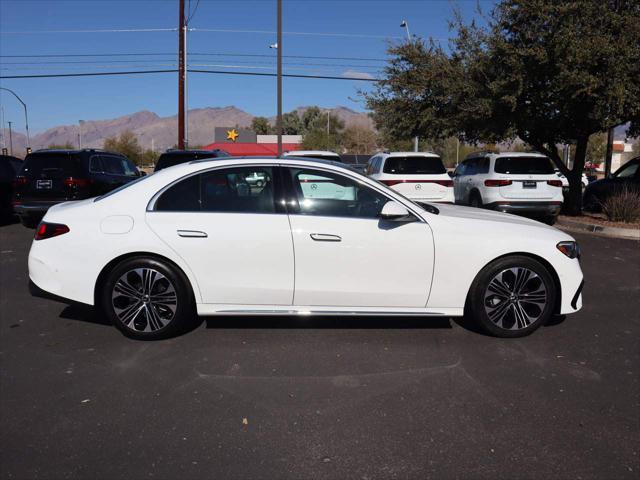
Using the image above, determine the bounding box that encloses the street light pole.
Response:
[0,87,30,151]
[78,120,85,149]
[399,22,419,152]
[276,0,283,157]
[8,121,13,156]
[178,0,186,149]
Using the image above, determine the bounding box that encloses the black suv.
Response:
[1,154,23,220]
[155,149,229,172]
[12,149,141,228]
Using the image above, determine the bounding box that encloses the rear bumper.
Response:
[485,201,562,216]
[13,200,63,216]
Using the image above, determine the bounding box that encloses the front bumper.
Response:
[485,201,562,216]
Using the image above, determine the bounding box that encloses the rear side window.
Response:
[100,155,137,176]
[155,167,275,213]
[494,156,555,175]
[383,156,446,175]
[21,153,82,178]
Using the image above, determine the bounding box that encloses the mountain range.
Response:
[0,106,374,156]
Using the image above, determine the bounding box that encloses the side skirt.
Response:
[196,304,463,317]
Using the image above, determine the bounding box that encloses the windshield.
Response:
[383,156,446,175]
[21,153,82,178]
[494,156,554,174]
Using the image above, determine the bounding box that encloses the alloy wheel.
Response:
[483,267,547,330]
[111,268,178,332]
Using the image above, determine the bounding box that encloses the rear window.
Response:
[494,156,555,175]
[21,153,82,178]
[383,156,446,175]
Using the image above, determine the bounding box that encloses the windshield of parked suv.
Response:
[383,156,446,175]
[291,154,342,161]
[494,156,555,174]
[21,153,82,178]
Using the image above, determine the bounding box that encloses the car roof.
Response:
[0,155,22,162]
[160,149,226,156]
[382,151,440,158]
[465,151,548,159]
[30,148,123,156]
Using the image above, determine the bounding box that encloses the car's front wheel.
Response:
[467,255,557,338]
[101,257,194,340]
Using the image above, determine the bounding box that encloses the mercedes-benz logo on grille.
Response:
[415,184,422,190]
[311,184,318,189]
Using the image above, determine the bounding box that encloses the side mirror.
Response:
[448,171,455,178]
[380,201,414,222]
[138,170,147,177]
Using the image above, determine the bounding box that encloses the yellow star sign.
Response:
[226,128,239,142]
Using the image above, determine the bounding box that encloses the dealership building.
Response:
[203,127,302,156]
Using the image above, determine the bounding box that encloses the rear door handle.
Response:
[310,233,341,242]
[177,230,208,238]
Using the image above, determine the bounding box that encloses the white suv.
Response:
[453,152,564,223]
[366,152,454,204]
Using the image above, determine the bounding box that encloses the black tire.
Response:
[543,215,557,226]
[469,191,483,208]
[100,256,195,340]
[467,255,557,338]
[583,192,600,212]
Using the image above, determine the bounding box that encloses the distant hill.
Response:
[0,106,373,156]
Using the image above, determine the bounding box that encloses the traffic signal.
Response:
[26,147,32,155]
[1,148,7,155]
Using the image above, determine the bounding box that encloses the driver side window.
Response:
[286,167,388,219]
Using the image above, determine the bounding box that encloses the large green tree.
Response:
[251,116,272,135]
[367,0,640,214]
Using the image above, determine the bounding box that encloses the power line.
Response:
[0,69,380,81]
[190,27,402,39]
[0,52,388,62]
[0,28,176,34]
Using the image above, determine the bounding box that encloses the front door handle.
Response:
[177,230,208,238]
[310,233,341,242]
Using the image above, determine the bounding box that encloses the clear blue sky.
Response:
[0,0,493,133]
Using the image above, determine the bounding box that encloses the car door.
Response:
[146,165,294,305]
[453,161,468,203]
[283,165,435,308]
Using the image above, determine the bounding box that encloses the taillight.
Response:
[547,180,563,187]
[485,179,512,187]
[12,176,28,188]
[34,222,70,241]
[381,179,453,187]
[64,177,91,188]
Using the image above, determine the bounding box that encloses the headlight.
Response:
[557,241,581,259]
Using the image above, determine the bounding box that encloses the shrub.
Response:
[601,186,640,223]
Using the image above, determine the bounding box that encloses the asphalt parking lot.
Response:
[0,221,638,480]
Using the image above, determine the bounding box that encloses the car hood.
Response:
[426,203,555,229]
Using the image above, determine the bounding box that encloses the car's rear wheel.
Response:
[467,256,556,338]
[101,257,194,340]
[469,191,483,208]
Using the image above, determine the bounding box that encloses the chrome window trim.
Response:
[147,161,428,222]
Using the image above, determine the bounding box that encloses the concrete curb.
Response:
[556,218,640,240]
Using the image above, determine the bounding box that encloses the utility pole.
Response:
[178,0,186,149]
[399,21,419,152]
[604,127,615,178]
[326,110,330,150]
[276,0,283,157]
[8,121,13,156]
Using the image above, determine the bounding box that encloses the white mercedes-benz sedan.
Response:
[27,157,584,340]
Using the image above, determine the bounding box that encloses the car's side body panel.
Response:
[28,157,583,320]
